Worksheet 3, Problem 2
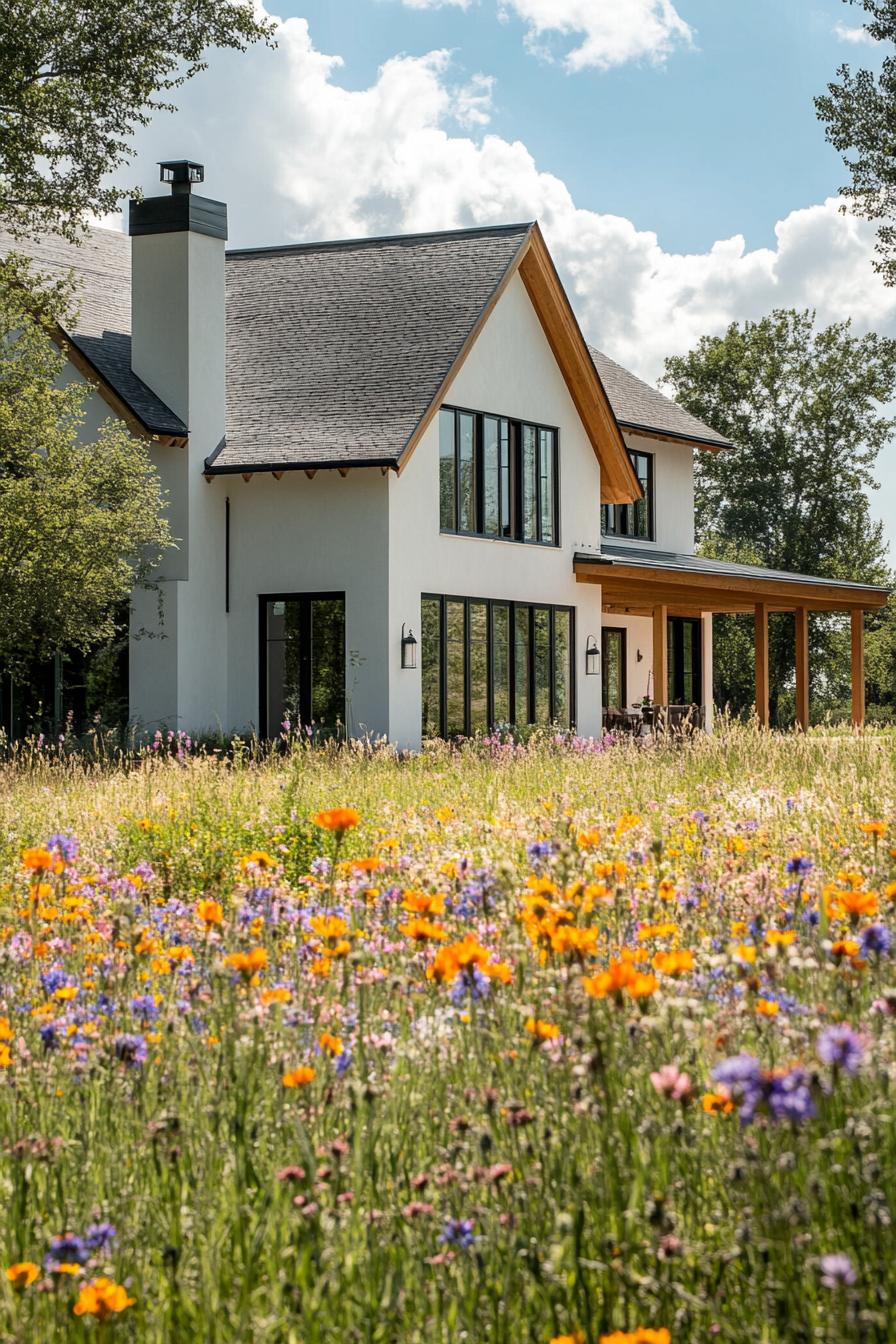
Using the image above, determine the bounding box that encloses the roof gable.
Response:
[589,347,732,451]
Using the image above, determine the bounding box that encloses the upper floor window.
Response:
[439,406,558,546]
[601,450,653,541]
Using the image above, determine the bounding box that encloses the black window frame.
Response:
[258,591,346,739]
[601,626,627,711]
[438,405,560,548]
[601,449,654,541]
[421,592,576,738]
[667,615,702,706]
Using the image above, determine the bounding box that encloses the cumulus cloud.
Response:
[401,0,473,8]
[833,20,875,43]
[498,0,694,71]
[116,9,896,386]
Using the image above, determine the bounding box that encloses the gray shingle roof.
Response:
[217,223,533,470]
[589,347,732,451]
[582,542,888,596]
[0,226,187,438]
[2,220,729,465]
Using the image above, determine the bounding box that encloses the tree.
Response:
[816,0,896,284]
[0,0,273,240]
[0,254,171,680]
[662,310,896,724]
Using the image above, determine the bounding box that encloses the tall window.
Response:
[421,594,574,737]
[667,616,702,705]
[439,406,558,546]
[261,594,345,739]
[601,450,653,540]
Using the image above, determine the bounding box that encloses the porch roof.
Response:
[574,542,890,614]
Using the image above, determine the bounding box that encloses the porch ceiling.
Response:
[574,550,890,615]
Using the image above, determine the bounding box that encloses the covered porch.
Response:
[575,544,890,730]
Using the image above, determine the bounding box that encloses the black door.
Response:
[262,594,345,739]
[667,617,702,705]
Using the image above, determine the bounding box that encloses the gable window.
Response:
[439,406,558,546]
[601,450,653,540]
[421,593,574,737]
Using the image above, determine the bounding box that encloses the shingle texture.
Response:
[218,224,533,470]
[583,542,887,595]
[0,226,187,437]
[1,219,730,466]
[589,347,732,450]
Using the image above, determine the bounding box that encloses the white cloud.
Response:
[833,20,875,43]
[401,0,472,8]
[112,8,896,528]
[498,0,693,71]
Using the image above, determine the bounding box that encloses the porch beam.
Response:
[754,603,769,727]
[795,607,809,731]
[574,560,888,612]
[652,604,668,706]
[851,609,865,728]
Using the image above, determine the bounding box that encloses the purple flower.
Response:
[526,840,555,866]
[819,1252,857,1289]
[84,1222,117,1251]
[712,1053,761,1089]
[45,1234,89,1269]
[113,1033,148,1067]
[130,994,160,1022]
[46,832,78,864]
[785,854,813,876]
[439,1218,476,1249]
[450,965,490,1005]
[860,924,891,956]
[817,1023,865,1074]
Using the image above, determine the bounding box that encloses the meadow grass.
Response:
[0,725,895,1342]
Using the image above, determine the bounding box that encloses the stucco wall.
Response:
[386,272,606,749]
[619,430,696,555]
[225,470,390,737]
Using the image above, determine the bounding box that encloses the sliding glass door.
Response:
[261,594,345,739]
[421,594,575,738]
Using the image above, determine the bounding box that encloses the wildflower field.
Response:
[1,727,896,1343]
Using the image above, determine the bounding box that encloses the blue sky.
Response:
[124,0,896,548]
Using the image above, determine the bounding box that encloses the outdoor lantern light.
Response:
[585,635,600,676]
[401,624,418,670]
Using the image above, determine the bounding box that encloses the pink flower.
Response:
[650,1063,693,1102]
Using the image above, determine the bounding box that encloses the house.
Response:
[2,161,888,745]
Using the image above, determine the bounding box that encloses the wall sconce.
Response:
[401,623,418,670]
[585,635,600,676]
[636,649,643,663]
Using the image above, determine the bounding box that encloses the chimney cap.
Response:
[159,161,205,193]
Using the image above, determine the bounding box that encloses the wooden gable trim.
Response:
[518,227,641,506]
[620,424,729,454]
[51,326,188,449]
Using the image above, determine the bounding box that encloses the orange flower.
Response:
[702,1091,734,1115]
[223,947,268,978]
[859,820,887,838]
[765,929,796,947]
[398,917,448,943]
[651,949,694,976]
[5,1262,39,1289]
[638,922,679,942]
[21,847,58,873]
[525,1018,561,1041]
[600,1331,670,1344]
[0,1044,13,1068]
[830,938,861,960]
[401,890,446,916]
[260,986,293,1006]
[318,1032,344,1056]
[550,924,599,958]
[825,887,878,921]
[755,998,780,1016]
[72,1278,135,1319]
[313,808,360,834]
[576,829,602,849]
[551,1333,586,1344]
[196,898,223,927]
[428,935,510,986]
[282,1066,316,1088]
[583,958,657,1001]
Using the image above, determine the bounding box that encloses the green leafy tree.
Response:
[0,0,273,240]
[816,0,896,284]
[0,255,171,682]
[662,309,896,724]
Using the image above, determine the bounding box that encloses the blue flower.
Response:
[817,1023,865,1074]
[84,1222,117,1251]
[439,1218,476,1249]
[526,840,554,866]
[46,832,78,864]
[45,1234,89,1269]
[785,854,813,876]
[130,994,159,1022]
[113,1033,148,1067]
[860,924,891,956]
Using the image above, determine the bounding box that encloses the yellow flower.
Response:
[261,986,292,1006]
[600,1331,670,1344]
[53,986,78,1002]
[525,1018,561,1041]
[318,1032,344,1056]
[401,890,445,916]
[398,917,448,943]
[241,850,277,873]
[282,1066,316,1088]
[551,1333,586,1344]
[223,947,268,978]
[765,929,796,947]
[651,949,694,976]
[0,1044,13,1068]
[5,1262,39,1289]
[73,1278,135,1319]
[313,808,360,834]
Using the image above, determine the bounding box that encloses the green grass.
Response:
[0,725,894,1342]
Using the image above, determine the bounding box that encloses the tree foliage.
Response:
[816,0,896,284]
[0,0,274,240]
[0,255,171,676]
[662,309,896,723]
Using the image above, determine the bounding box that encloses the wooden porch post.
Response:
[754,603,769,728]
[795,607,809,731]
[851,609,865,728]
[652,604,668,706]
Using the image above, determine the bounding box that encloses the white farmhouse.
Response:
[2,162,888,745]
